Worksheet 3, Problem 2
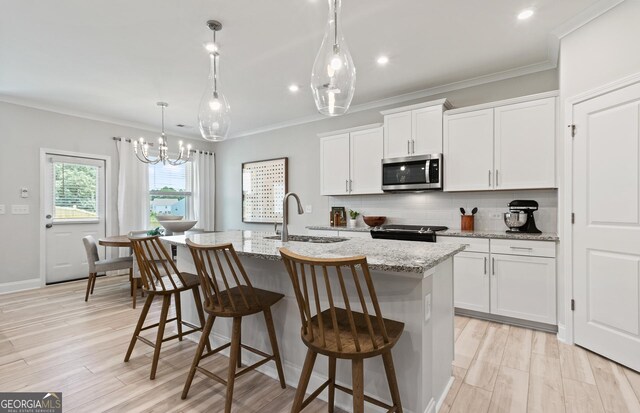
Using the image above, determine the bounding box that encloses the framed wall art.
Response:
[242,157,288,223]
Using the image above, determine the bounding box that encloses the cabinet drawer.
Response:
[490,239,556,258]
[438,236,489,253]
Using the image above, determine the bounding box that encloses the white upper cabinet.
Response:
[444,92,558,192]
[494,97,556,189]
[319,124,383,196]
[320,133,350,195]
[444,108,495,191]
[381,99,451,158]
[350,127,384,194]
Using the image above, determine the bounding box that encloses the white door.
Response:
[573,80,640,371]
[350,127,383,195]
[413,105,444,155]
[384,111,412,158]
[490,254,556,324]
[320,133,350,195]
[494,97,556,189]
[453,252,490,313]
[44,154,106,284]
[444,109,494,191]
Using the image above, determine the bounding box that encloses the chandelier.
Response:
[199,19,231,141]
[310,0,356,116]
[133,102,191,165]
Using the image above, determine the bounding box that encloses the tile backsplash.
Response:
[325,189,558,233]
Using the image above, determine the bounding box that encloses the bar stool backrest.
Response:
[129,235,182,292]
[186,239,261,314]
[279,248,390,354]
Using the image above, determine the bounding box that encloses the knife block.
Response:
[461,215,474,231]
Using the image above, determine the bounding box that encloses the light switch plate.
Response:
[0,205,5,214]
[11,205,29,214]
[305,205,313,213]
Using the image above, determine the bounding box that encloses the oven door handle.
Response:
[425,160,431,184]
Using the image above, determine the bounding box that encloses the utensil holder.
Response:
[461,215,474,231]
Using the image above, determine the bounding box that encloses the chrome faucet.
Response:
[281,192,304,242]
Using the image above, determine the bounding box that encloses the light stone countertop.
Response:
[162,230,465,275]
[306,226,559,242]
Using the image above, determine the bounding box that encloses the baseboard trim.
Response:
[0,279,42,295]
[434,376,454,412]
[557,323,569,343]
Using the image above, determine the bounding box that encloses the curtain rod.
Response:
[112,136,214,155]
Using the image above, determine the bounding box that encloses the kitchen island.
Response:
[162,230,464,413]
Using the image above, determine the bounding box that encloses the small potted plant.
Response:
[348,209,359,228]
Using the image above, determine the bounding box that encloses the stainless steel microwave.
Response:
[381,154,443,192]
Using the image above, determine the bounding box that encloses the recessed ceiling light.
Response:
[517,9,534,20]
[377,55,389,65]
[203,41,217,52]
[289,84,300,93]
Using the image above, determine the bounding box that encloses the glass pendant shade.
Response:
[199,52,231,141]
[311,0,356,116]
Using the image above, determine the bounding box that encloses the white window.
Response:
[148,162,192,227]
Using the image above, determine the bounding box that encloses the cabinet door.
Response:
[494,97,556,189]
[454,252,490,312]
[444,109,494,191]
[320,133,350,195]
[490,254,556,324]
[384,111,412,158]
[350,127,384,194]
[413,105,444,155]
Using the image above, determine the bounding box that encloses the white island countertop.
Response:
[162,230,465,275]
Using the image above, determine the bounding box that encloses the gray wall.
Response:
[0,101,212,286]
[214,69,559,233]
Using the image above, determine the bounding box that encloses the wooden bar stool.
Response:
[181,240,286,413]
[279,248,405,413]
[124,235,209,380]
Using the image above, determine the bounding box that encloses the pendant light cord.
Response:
[213,29,218,94]
[333,0,338,48]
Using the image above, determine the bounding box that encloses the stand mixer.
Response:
[503,200,542,234]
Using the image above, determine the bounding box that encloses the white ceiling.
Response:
[0,0,605,139]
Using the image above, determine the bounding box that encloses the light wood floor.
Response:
[1,276,639,413]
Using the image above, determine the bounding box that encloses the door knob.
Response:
[46,214,52,219]
[45,223,53,229]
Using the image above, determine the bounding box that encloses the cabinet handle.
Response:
[509,246,533,251]
[484,257,487,274]
[495,169,499,187]
[349,179,353,192]
[411,140,415,154]
[492,257,495,275]
[345,180,349,193]
[488,170,492,187]
[407,140,411,155]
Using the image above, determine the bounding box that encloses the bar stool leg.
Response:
[192,287,211,352]
[150,294,171,380]
[328,356,336,413]
[125,293,154,362]
[225,317,242,413]
[182,314,215,400]
[175,292,183,341]
[132,277,138,309]
[382,351,403,412]
[352,358,365,413]
[263,307,286,388]
[291,348,317,413]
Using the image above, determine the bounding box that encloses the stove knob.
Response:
[418,227,426,234]
[425,227,434,234]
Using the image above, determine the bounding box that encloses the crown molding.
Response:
[0,95,199,141]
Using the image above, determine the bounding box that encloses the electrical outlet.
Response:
[490,213,502,219]
[0,205,5,214]
[11,205,29,215]
[20,187,29,198]
[305,205,313,213]
[424,293,432,322]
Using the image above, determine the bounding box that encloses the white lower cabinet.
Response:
[490,254,556,324]
[454,252,490,313]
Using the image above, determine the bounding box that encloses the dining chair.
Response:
[181,239,286,413]
[82,235,133,302]
[125,235,209,380]
[279,248,405,413]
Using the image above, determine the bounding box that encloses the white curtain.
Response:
[116,140,149,253]
[191,151,215,231]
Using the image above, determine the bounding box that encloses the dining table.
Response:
[98,235,132,248]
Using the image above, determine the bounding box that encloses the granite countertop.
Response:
[162,230,465,275]
[306,225,559,242]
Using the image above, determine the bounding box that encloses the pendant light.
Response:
[133,102,191,165]
[311,0,356,116]
[199,20,231,141]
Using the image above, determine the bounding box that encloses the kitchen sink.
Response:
[263,235,348,243]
